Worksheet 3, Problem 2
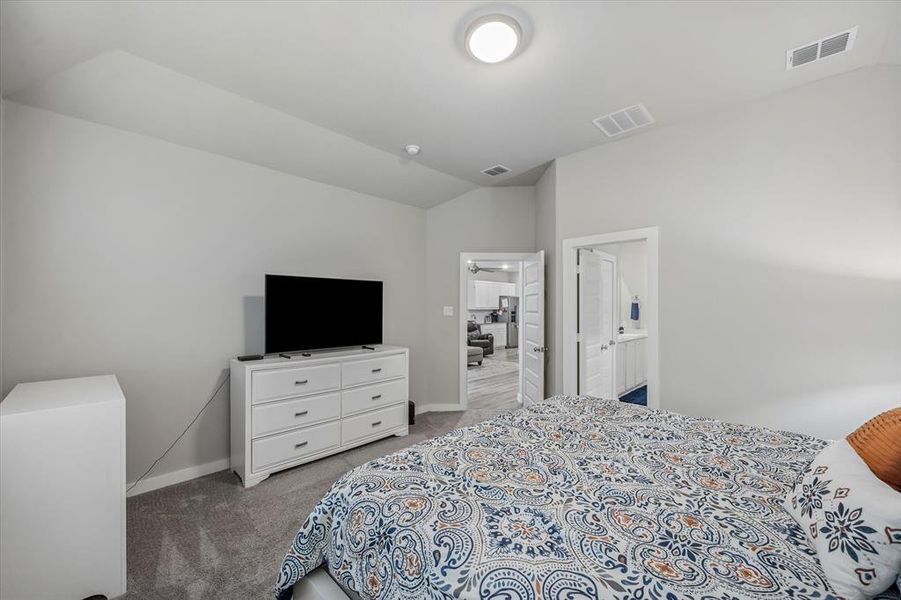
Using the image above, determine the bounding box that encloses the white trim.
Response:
[415,403,462,415]
[459,252,535,411]
[562,227,660,410]
[126,457,229,497]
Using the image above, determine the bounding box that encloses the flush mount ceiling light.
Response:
[404,144,421,156]
[460,6,531,64]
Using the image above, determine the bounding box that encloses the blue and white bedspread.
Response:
[275,396,892,599]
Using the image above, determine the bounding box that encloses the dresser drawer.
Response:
[342,354,406,387]
[342,379,407,417]
[341,403,406,445]
[251,393,340,438]
[252,364,340,403]
[251,420,340,472]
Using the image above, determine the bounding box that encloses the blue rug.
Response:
[619,386,647,406]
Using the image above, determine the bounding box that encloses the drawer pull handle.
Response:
[295,380,309,385]
[371,421,382,427]
[371,368,382,373]
[294,410,309,417]
[371,394,382,400]
[294,441,308,449]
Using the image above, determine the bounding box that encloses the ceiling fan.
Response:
[468,261,505,274]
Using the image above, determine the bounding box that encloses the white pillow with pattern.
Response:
[785,439,901,600]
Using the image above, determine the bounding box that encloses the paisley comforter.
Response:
[275,396,891,600]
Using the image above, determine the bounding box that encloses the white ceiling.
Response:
[2,1,899,207]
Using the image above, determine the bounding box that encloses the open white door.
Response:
[521,251,546,407]
[578,249,617,398]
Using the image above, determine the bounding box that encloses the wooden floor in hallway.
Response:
[467,346,520,413]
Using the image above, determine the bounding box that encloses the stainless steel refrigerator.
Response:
[498,295,519,349]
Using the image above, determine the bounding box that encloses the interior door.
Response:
[578,249,617,398]
[521,251,546,407]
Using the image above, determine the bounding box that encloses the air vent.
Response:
[787,27,857,70]
[481,164,510,177]
[592,103,655,138]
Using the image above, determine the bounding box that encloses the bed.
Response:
[275,395,899,600]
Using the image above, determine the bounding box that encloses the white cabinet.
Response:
[468,280,516,310]
[479,322,507,349]
[615,335,647,397]
[231,346,409,488]
[1,375,127,600]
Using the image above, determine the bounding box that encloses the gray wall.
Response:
[425,187,536,409]
[1,102,429,481]
[550,66,901,438]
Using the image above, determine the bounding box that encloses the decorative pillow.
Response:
[847,407,901,491]
[785,439,901,600]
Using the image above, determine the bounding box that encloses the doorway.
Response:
[459,251,545,411]
[562,228,659,409]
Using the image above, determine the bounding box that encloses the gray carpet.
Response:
[125,406,519,599]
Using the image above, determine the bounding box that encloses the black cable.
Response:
[127,373,230,493]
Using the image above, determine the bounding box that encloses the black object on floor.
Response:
[620,385,647,406]
[408,400,415,425]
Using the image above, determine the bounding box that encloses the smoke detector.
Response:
[481,164,510,177]
[592,104,655,138]
[404,144,421,156]
[786,27,857,69]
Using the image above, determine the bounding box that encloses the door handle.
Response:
[371,394,382,400]
[371,420,382,427]
[294,441,308,449]
[532,346,548,353]
[371,368,382,373]
[295,380,308,385]
[294,410,308,417]
[601,344,608,351]
[609,340,616,346]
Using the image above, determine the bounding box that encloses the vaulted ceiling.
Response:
[2,1,898,208]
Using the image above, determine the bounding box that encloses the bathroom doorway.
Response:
[562,228,659,409]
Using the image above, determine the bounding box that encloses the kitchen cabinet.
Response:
[615,334,647,396]
[468,280,516,310]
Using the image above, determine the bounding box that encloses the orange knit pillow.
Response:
[846,407,901,491]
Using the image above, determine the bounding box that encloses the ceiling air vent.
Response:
[787,27,857,70]
[592,103,655,138]
[481,164,510,177]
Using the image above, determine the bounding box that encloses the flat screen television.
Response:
[265,274,383,354]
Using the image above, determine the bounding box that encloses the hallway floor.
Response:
[467,346,520,413]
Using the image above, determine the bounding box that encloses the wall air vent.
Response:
[481,164,510,177]
[592,103,655,138]
[787,27,857,70]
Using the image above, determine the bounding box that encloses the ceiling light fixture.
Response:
[466,15,521,63]
[404,144,421,156]
[460,6,531,65]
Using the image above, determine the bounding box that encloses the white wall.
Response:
[612,242,648,330]
[0,102,429,482]
[425,187,536,409]
[551,66,901,438]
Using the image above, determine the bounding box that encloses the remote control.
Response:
[237,354,264,362]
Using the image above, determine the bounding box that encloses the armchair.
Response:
[467,322,495,356]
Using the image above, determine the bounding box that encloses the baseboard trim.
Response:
[415,403,463,415]
[126,458,229,497]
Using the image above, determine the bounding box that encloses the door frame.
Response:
[459,252,536,410]
[562,227,660,409]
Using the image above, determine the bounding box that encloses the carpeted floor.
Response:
[125,406,519,599]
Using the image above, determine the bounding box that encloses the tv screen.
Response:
[265,274,383,353]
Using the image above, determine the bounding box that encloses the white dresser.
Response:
[0,375,127,600]
[230,345,409,488]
